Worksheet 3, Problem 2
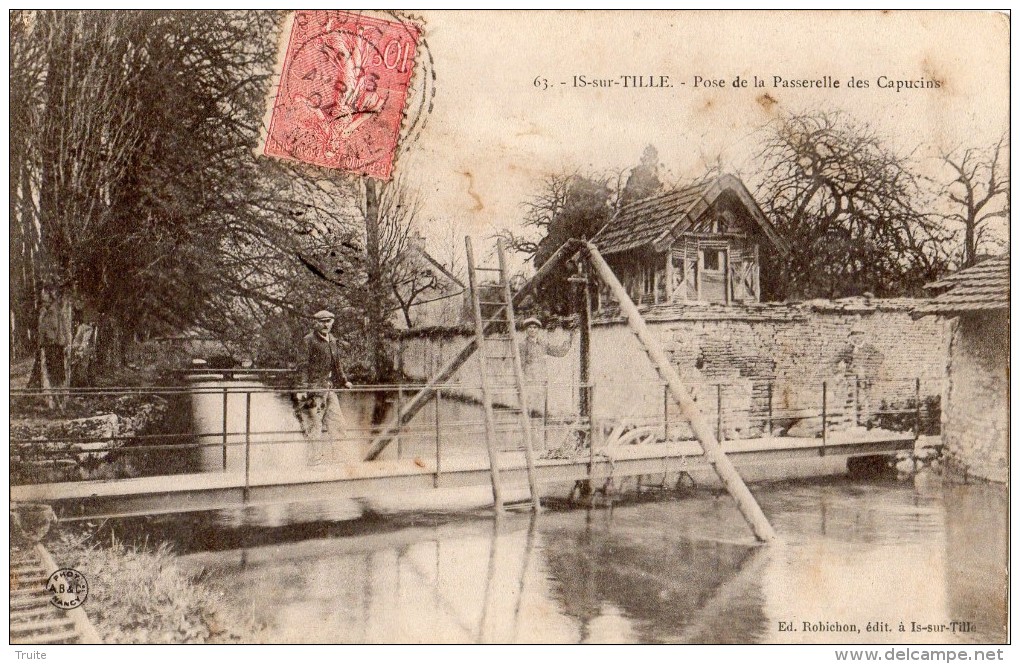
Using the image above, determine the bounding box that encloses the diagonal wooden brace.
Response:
[363,239,586,461]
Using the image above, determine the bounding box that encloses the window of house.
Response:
[701,249,723,271]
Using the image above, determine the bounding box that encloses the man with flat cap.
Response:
[296,310,354,466]
[518,316,576,428]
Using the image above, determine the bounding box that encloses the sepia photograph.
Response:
[8,9,1010,652]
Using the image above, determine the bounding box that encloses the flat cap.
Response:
[521,317,542,328]
[313,310,336,320]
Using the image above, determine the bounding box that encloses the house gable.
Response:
[591,174,787,308]
[594,174,789,257]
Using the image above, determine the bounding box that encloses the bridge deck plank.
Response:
[12,433,934,510]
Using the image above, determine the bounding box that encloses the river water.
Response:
[177,474,1006,644]
[171,380,1007,643]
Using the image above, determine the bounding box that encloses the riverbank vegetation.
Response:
[52,525,251,644]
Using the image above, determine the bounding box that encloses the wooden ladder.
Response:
[464,237,542,513]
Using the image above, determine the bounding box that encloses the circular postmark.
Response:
[46,568,89,610]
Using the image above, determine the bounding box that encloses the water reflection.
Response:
[179,477,1006,644]
[542,510,769,643]
[944,482,1008,644]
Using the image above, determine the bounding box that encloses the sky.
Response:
[370,11,1010,268]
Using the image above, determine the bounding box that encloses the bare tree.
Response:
[378,177,463,328]
[940,133,1009,267]
[756,110,950,299]
[501,171,577,259]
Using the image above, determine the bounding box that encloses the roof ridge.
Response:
[616,179,712,216]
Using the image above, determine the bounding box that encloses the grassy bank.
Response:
[50,526,253,644]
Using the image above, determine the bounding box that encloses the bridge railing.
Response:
[8,381,597,487]
[10,376,942,486]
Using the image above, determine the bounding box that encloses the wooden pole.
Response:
[664,251,674,302]
[752,243,761,302]
[364,239,586,460]
[543,386,549,450]
[717,383,724,443]
[579,270,593,448]
[584,242,777,542]
[663,383,670,441]
[243,391,252,503]
[854,375,861,426]
[221,387,228,471]
[723,250,731,305]
[363,179,387,382]
[821,381,828,457]
[396,385,403,459]
[434,390,442,488]
[914,377,921,441]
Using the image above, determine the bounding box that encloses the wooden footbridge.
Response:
[10,240,938,543]
[11,429,925,524]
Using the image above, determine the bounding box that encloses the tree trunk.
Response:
[364,179,389,382]
[964,217,976,268]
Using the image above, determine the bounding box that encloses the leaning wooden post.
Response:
[584,242,777,542]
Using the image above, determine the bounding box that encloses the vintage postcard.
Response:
[8,9,1010,654]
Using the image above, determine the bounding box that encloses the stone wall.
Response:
[592,298,949,439]
[396,298,950,440]
[395,328,582,416]
[942,312,1009,483]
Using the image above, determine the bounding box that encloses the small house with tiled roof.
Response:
[592,174,789,309]
[914,255,1009,483]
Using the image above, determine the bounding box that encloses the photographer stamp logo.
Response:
[261,10,421,180]
[46,568,89,610]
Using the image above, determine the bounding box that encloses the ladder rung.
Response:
[473,266,503,273]
[478,301,507,306]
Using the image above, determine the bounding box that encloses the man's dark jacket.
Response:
[300,332,350,388]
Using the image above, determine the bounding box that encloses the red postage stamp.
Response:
[261,10,421,180]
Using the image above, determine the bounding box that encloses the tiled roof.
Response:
[592,174,788,256]
[913,255,1009,317]
[594,181,712,255]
